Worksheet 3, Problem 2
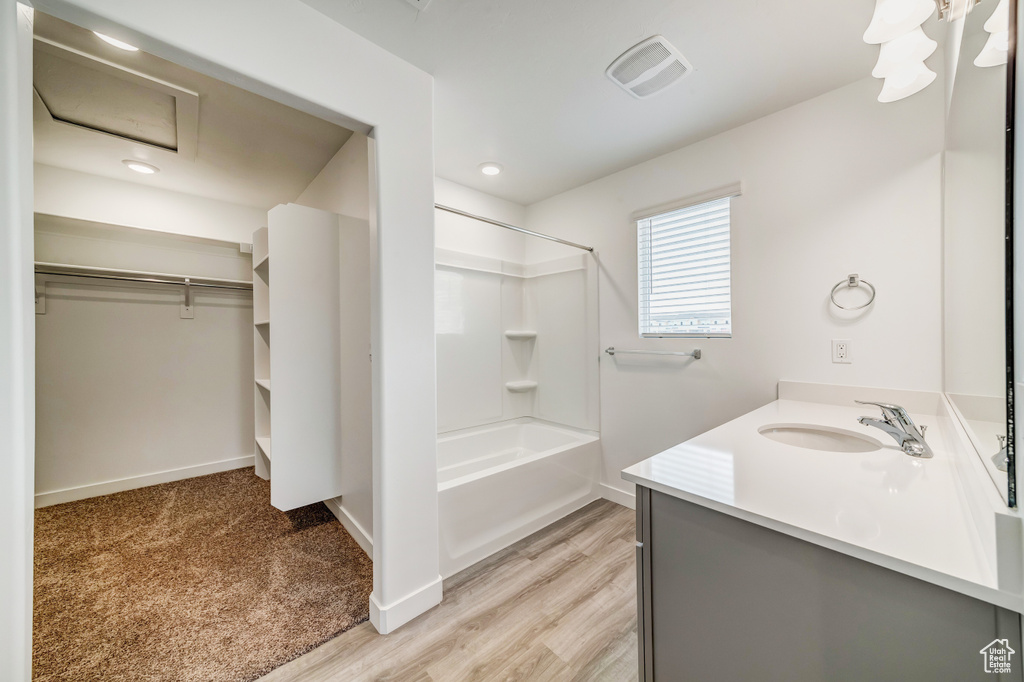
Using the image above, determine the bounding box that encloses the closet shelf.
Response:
[256,436,272,460]
[505,380,538,393]
[254,254,270,270]
[504,330,537,340]
[255,379,271,391]
[254,319,270,327]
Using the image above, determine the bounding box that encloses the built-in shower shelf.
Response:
[504,330,537,340]
[255,379,271,391]
[505,380,538,393]
[256,436,272,460]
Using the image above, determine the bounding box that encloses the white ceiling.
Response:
[301,0,884,205]
[32,13,354,210]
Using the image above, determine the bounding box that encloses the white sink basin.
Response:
[758,424,881,453]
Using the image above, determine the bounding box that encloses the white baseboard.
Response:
[34,455,255,508]
[323,497,372,557]
[600,482,636,510]
[369,575,443,634]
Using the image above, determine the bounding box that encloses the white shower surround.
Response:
[437,418,600,578]
[432,210,602,577]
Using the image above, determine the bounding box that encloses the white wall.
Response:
[33,218,255,506]
[295,133,373,550]
[526,76,946,500]
[434,180,599,434]
[525,261,598,430]
[435,179,527,432]
[297,132,370,221]
[436,177,527,262]
[0,4,35,678]
[24,0,438,638]
[35,163,266,244]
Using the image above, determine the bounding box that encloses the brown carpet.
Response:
[33,468,373,682]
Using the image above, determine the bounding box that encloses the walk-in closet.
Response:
[30,11,374,680]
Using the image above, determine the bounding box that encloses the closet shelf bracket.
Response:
[181,278,194,319]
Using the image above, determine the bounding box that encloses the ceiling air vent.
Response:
[606,35,693,99]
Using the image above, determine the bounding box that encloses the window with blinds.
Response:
[637,195,732,337]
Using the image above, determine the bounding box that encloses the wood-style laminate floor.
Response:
[260,499,638,682]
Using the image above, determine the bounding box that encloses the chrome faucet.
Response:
[993,435,1009,472]
[856,400,933,458]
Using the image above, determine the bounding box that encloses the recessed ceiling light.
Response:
[93,32,139,52]
[479,162,502,176]
[123,159,159,174]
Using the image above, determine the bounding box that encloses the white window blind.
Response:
[638,195,732,337]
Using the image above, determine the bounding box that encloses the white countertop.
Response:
[622,395,1022,611]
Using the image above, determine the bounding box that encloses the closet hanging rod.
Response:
[434,204,594,253]
[34,262,253,291]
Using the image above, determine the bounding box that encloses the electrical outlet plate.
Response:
[832,339,851,364]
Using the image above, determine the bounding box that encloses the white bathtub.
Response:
[437,418,601,578]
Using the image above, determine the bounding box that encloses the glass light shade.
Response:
[975,30,1010,67]
[984,0,1010,34]
[871,26,938,78]
[877,61,937,102]
[864,0,936,44]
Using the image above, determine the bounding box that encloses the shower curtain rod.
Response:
[434,204,594,253]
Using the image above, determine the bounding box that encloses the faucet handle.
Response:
[854,400,918,432]
[855,399,902,411]
[855,400,903,422]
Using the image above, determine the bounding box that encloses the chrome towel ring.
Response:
[830,274,876,310]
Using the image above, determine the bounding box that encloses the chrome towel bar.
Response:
[605,347,701,360]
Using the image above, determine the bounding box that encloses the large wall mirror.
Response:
[944,2,1014,505]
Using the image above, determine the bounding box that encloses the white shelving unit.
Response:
[253,227,271,480]
[505,330,538,393]
[255,436,272,460]
[251,204,345,511]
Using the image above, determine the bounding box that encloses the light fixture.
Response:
[122,159,159,174]
[871,26,938,78]
[984,0,1010,32]
[478,162,502,176]
[864,0,936,44]
[936,0,982,21]
[93,31,139,52]
[976,0,1010,67]
[878,61,938,102]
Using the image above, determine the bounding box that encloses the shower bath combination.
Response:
[433,207,602,577]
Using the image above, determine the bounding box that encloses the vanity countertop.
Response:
[622,394,1022,612]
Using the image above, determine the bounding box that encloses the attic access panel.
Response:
[32,37,198,159]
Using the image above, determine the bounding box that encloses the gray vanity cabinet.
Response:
[635,486,1023,681]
